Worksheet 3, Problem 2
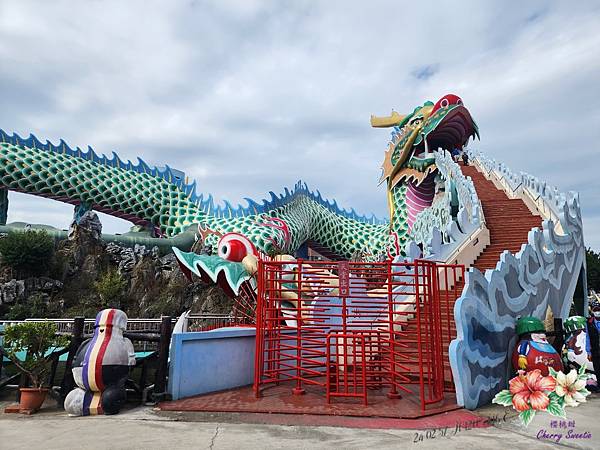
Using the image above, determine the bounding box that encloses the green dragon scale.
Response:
[0,94,477,295]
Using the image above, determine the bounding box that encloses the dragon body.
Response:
[0,138,389,257]
[0,94,477,295]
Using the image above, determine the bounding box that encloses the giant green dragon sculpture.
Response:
[0,94,477,296]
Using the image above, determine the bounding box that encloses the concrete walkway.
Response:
[1,396,598,449]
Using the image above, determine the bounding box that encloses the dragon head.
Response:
[172,216,292,298]
[172,232,260,298]
[372,94,479,188]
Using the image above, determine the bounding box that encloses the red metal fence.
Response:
[253,259,464,411]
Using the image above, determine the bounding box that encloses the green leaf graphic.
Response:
[492,390,513,407]
[547,401,567,418]
[578,388,591,399]
[577,373,589,382]
[519,409,536,427]
[550,390,567,407]
[548,367,558,378]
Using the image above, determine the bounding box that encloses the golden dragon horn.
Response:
[370,110,406,128]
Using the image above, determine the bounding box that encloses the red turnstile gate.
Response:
[253,259,464,411]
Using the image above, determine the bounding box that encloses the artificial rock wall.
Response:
[449,150,585,409]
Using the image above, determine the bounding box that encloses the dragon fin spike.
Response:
[23,134,35,148]
[31,134,43,149]
[109,151,118,167]
[161,165,170,182]
[88,146,100,163]
[13,132,24,147]
[223,200,233,218]
[187,180,198,199]
[244,197,261,215]
[59,139,73,156]
[48,138,60,154]
[138,157,151,174]
[207,194,214,214]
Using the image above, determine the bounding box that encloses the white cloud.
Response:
[1,0,599,249]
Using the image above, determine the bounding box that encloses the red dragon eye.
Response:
[217,233,258,262]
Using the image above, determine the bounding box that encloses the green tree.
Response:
[3,321,69,388]
[0,230,54,277]
[587,247,600,292]
[93,268,127,308]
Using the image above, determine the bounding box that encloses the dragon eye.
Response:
[441,98,449,108]
[217,233,258,262]
[218,240,245,261]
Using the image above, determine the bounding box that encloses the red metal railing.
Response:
[253,259,464,411]
[232,280,258,324]
[436,262,465,392]
[326,332,367,405]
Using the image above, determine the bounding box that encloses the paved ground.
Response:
[159,382,460,419]
[1,394,598,449]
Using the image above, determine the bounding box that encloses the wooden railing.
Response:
[0,316,173,405]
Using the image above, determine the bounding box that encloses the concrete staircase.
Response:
[460,165,542,272]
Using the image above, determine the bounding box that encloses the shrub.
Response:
[93,268,127,307]
[587,248,600,292]
[3,321,69,387]
[5,294,52,320]
[0,230,54,277]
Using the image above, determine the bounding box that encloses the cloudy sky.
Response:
[1,1,599,248]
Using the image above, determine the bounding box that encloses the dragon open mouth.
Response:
[415,105,478,156]
[372,94,479,229]
[173,247,253,298]
[377,94,479,189]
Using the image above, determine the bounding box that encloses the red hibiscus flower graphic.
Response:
[509,369,556,412]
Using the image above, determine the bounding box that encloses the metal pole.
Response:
[387,259,400,398]
[254,259,264,398]
[292,259,305,395]
[414,260,426,412]
[152,315,172,402]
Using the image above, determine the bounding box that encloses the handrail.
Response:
[467,149,565,232]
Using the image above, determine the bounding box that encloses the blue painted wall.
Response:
[168,327,256,400]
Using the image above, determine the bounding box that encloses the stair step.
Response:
[461,164,537,281]
[484,244,524,250]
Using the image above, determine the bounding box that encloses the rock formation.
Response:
[0,215,231,319]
